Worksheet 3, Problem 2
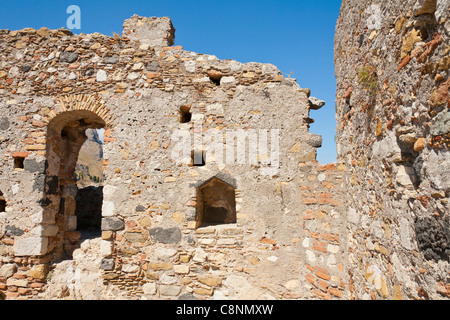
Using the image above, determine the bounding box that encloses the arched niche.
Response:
[196,175,237,228]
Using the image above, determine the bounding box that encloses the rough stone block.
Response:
[100,258,115,271]
[123,15,175,47]
[101,201,115,217]
[101,217,124,231]
[13,237,48,256]
[159,285,181,296]
[0,264,17,278]
[6,278,28,287]
[59,52,79,63]
[149,227,181,244]
[173,264,190,274]
[124,230,149,243]
[27,264,49,280]
[100,240,113,257]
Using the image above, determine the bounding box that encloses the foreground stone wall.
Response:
[0,15,343,300]
[334,0,449,299]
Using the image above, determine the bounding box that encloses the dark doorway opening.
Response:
[75,186,103,239]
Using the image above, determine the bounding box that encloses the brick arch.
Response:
[47,94,113,128]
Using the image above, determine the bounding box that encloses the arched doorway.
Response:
[41,95,111,261]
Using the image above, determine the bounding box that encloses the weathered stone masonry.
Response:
[0,15,343,300]
[1,0,449,300]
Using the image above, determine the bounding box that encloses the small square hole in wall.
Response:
[13,156,25,169]
[191,150,206,167]
[179,105,192,123]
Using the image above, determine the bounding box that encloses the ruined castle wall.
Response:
[0,16,347,300]
[335,0,450,299]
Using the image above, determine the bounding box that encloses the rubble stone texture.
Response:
[0,0,449,300]
[334,0,449,300]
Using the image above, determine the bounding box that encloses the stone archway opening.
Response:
[196,177,236,228]
[45,110,106,260]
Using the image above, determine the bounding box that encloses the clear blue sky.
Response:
[0,0,342,164]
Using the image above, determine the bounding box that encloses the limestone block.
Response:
[14,237,48,256]
[160,285,181,296]
[142,282,157,295]
[184,61,196,73]
[124,230,149,243]
[27,264,49,280]
[173,264,190,274]
[102,185,117,198]
[160,273,177,285]
[348,207,360,225]
[192,248,207,263]
[154,247,177,260]
[220,76,236,85]
[413,0,437,16]
[123,15,175,47]
[430,110,450,136]
[99,240,113,257]
[100,258,114,271]
[372,131,402,162]
[0,264,17,278]
[96,70,107,82]
[399,218,412,250]
[6,278,28,287]
[424,150,450,192]
[309,97,325,110]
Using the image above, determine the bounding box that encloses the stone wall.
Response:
[0,15,344,300]
[334,0,449,299]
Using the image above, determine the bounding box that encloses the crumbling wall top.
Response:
[122,15,175,47]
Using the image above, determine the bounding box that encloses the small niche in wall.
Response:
[191,150,206,167]
[179,105,192,123]
[196,176,236,228]
[14,157,25,169]
[207,69,222,86]
[12,152,27,170]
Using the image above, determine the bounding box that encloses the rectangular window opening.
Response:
[191,150,206,167]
